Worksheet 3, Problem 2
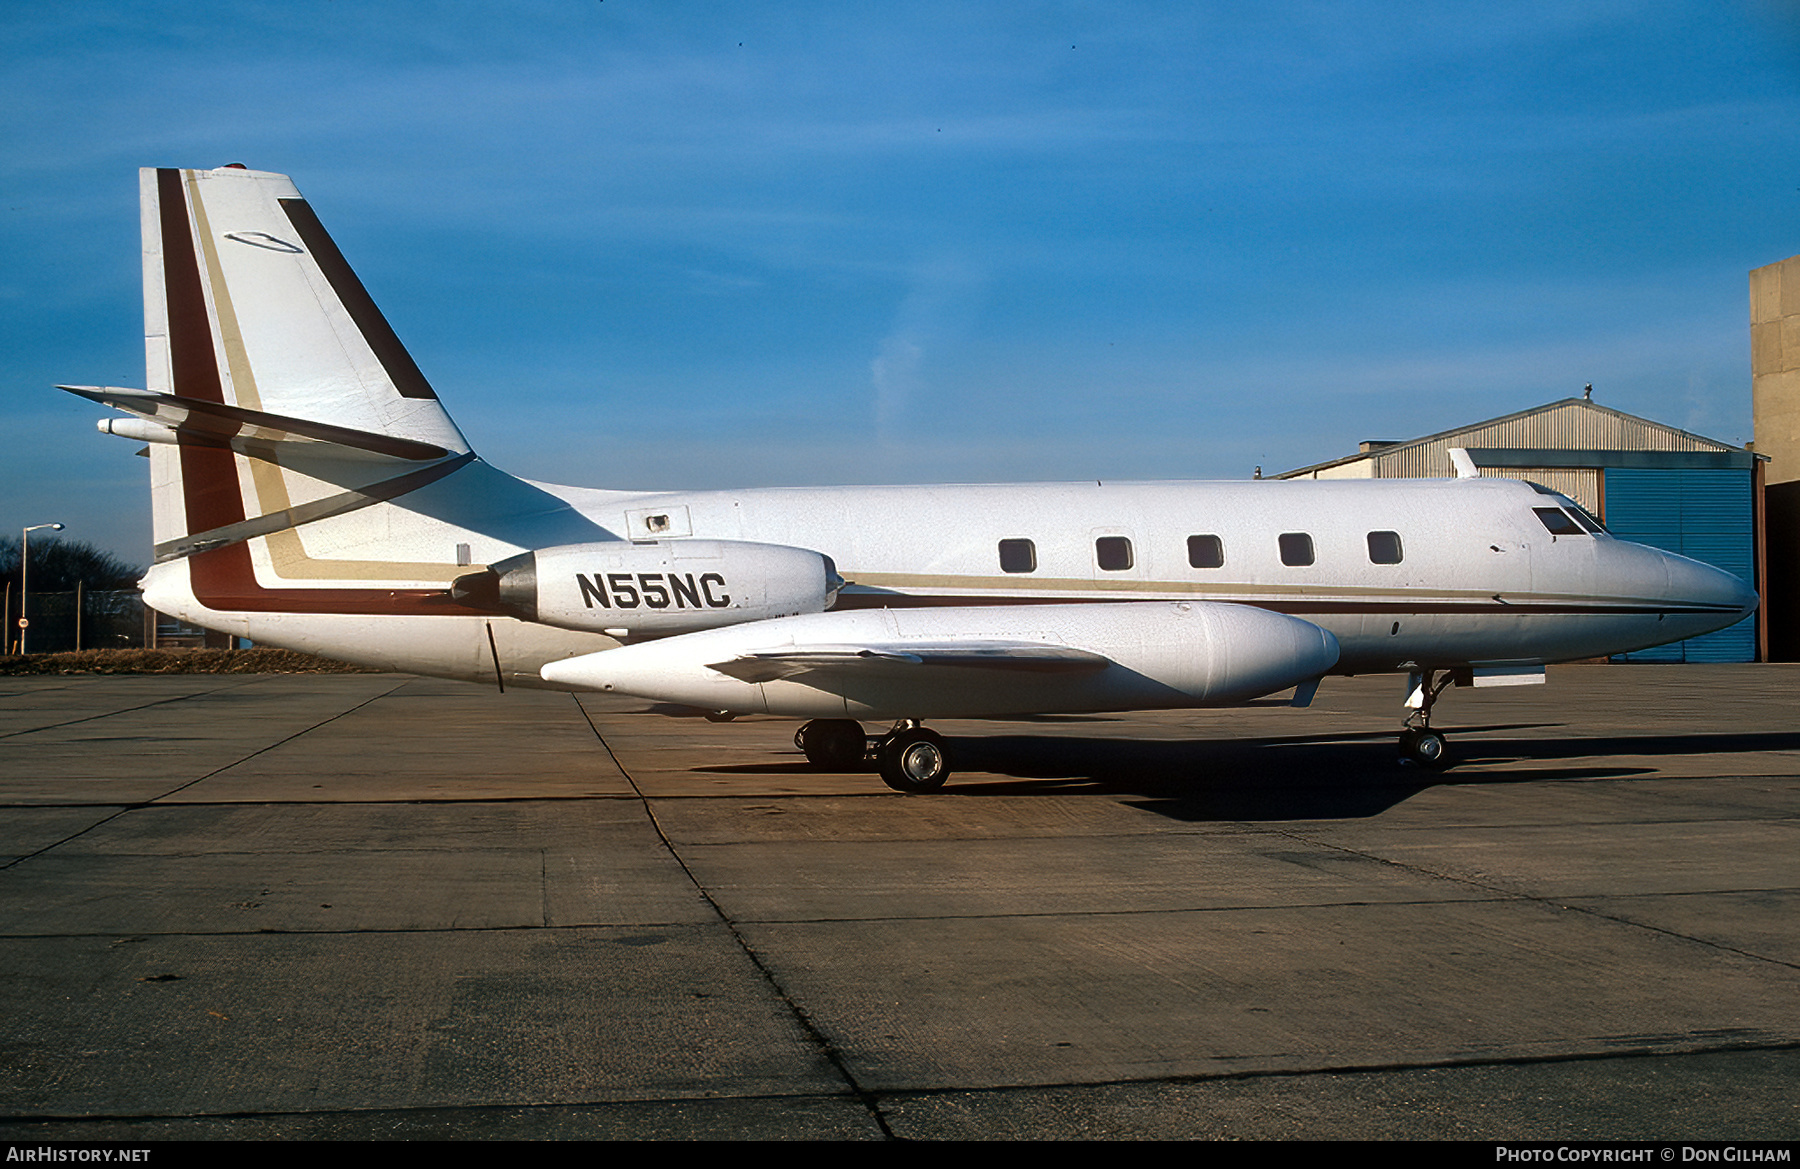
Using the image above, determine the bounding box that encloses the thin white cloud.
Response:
[869,255,986,441]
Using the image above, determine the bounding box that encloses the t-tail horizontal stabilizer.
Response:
[66,385,455,463]
[68,382,480,564]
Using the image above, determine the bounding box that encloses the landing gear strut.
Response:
[1399,669,1456,770]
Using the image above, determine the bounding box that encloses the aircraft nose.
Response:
[1647,546,1758,642]
[1604,539,1756,617]
[1662,550,1757,616]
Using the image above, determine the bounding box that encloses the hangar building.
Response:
[1277,396,1764,663]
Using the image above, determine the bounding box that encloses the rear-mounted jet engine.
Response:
[451,539,842,638]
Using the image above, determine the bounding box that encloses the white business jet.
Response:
[65,166,1757,791]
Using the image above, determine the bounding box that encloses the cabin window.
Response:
[1095,536,1134,571]
[1278,532,1314,567]
[998,538,1037,574]
[1533,507,1583,536]
[1187,534,1224,569]
[1367,531,1403,564]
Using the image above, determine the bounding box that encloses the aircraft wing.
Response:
[708,641,1113,683]
[542,602,1341,720]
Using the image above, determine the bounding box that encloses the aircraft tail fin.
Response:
[89,166,606,614]
[138,166,468,456]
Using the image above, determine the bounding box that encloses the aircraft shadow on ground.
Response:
[695,725,1800,821]
[948,726,1800,821]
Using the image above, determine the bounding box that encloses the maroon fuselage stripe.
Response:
[158,169,488,617]
[187,541,486,614]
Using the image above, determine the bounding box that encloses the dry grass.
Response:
[0,648,384,675]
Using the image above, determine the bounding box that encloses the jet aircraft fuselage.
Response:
[69,165,1758,789]
[585,475,1747,674]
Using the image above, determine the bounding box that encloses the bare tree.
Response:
[3,537,147,652]
[0,536,144,592]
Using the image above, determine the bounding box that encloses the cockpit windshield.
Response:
[1525,482,1608,535]
[1534,507,1583,535]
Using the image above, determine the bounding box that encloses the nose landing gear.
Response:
[1400,669,1457,770]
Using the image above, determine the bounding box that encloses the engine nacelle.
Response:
[450,539,841,638]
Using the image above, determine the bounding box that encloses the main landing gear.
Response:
[794,718,865,771]
[1399,669,1456,770]
[795,718,953,793]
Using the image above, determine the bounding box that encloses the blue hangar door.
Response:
[1604,467,1756,663]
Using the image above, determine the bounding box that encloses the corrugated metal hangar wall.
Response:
[1605,467,1756,662]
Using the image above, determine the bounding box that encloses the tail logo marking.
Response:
[223,231,302,253]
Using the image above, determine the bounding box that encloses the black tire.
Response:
[878,728,952,793]
[798,719,866,770]
[1400,728,1453,770]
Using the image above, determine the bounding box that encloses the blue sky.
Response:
[5,1,1798,561]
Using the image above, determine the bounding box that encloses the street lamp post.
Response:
[20,523,65,655]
